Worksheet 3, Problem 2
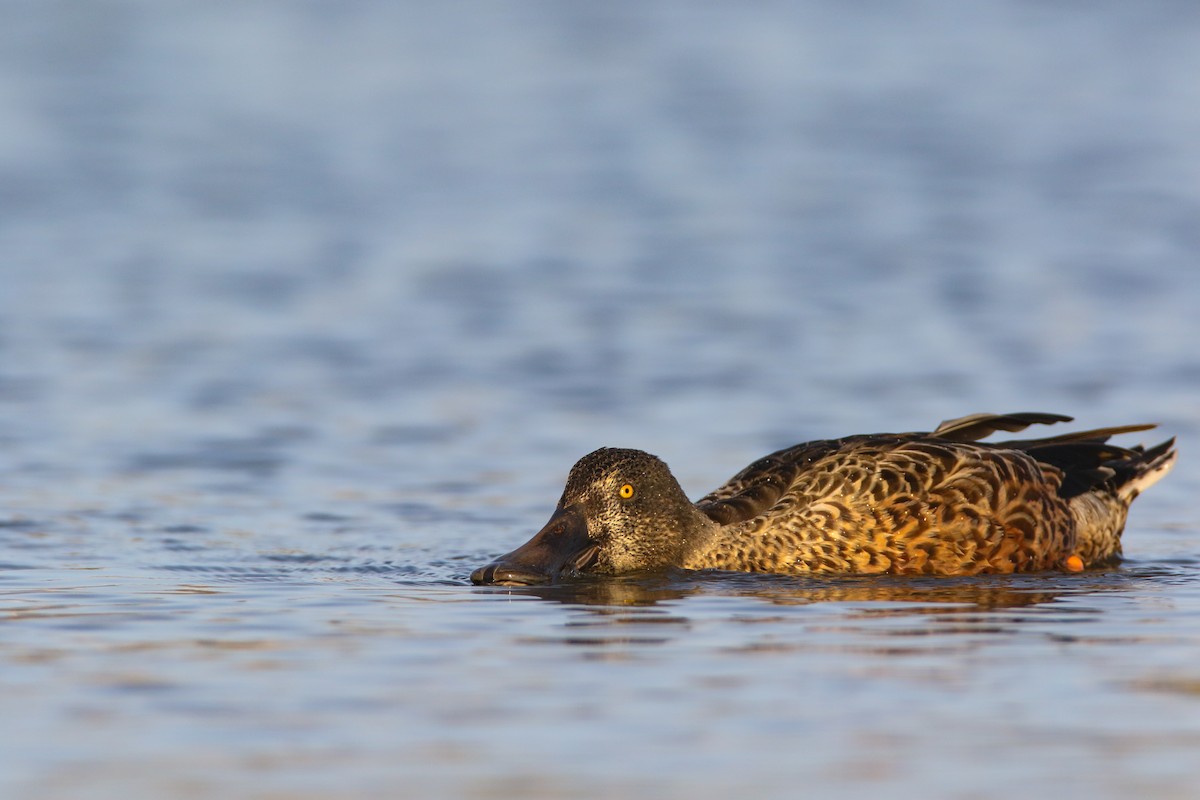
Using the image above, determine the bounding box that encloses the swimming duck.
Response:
[471,412,1176,585]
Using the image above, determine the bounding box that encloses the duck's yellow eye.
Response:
[619,483,635,499]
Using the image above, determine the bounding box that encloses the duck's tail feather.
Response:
[1063,435,1177,565]
[1115,437,1177,501]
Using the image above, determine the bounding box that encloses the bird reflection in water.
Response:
[471,568,1153,656]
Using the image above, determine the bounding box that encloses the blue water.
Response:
[3,3,1200,798]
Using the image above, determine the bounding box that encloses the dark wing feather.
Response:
[931,412,1074,442]
[1002,423,1157,449]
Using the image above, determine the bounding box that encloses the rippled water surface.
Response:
[3,3,1200,798]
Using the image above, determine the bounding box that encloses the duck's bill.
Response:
[471,505,598,586]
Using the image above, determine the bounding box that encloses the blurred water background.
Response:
[2,2,1200,798]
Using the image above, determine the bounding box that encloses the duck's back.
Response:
[689,412,1174,576]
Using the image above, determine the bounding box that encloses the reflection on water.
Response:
[474,569,1177,657]
[482,570,1103,610]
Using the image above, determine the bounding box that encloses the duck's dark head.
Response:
[471,448,710,586]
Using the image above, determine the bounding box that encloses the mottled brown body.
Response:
[471,413,1176,585]
[691,438,1079,575]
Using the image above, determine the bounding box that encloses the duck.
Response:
[471,412,1176,585]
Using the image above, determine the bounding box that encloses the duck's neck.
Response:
[676,505,723,568]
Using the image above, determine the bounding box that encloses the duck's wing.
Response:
[695,412,1139,527]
